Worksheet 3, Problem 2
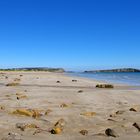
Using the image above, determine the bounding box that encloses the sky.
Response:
[0,0,140,71]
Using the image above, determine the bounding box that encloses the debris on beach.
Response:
[129,105,140,112]
[16,93,22,96]
[116,110,125,115]
[92,133,106,137]
[14,78,21,82]
[109,110,125,117]
[80,112,96,117]
[6,82,20,87]
[1,132,22,140]
[50,127,62,134]
[72,80,77,82]
[5,95,10,97]
[44,109,52,115]
[5,76,8,79]
[60,103,69,108]
[96,84,114,88]
[12,109,42,118]
[56,81,61,83]
[50,119,66,134]
[79,130,88,135]
[17,95,27,100]
[129,108,137,112]
[107,119,117,122]
[33,128,48,135]
[16,123,39,131]
[54,118,66,128]
[78,90,83,93]
[110,114,116,118]
[12,109,33,117]
[133,123,140,131]
[105,128,118,137]
[0,105,5,110]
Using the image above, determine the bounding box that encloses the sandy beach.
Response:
[0,72,140,140]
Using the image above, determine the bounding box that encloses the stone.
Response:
[133,123,140,131]
[72,80,77,82]
[129,108,137,112]
[79,130,88,135]
[105,128,117,137]
[78,90,83,93]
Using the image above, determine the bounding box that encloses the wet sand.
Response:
[0,72,140,140]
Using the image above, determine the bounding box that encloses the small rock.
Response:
[133,123,140,131]
[5,76,8,79]
[72,80,77,82]
[16,123,38,131]
[0,105,5,110]
[105,128,117,137]
[79,130,88,135]
[116,110,125,115]
[16,123,26,131]
[129,108,137,112]
[44,109,52,115]
[78,90,83,93]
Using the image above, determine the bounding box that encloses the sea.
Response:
[68,72,140,86]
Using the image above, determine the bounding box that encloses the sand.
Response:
[0,72,140,140]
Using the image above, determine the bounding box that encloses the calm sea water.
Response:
[68,72,140,86]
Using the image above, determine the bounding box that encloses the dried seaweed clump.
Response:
[96,84,114,88]
[6,83,20,86]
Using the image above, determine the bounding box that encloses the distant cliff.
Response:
[0,67,65,72]
[85,68,140,73]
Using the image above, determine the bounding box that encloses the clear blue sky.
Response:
[0,0,140,71]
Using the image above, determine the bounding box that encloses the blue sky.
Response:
[0,0,140,70]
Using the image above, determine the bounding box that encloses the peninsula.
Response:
[85,68,140,73]
[0,67,65,72]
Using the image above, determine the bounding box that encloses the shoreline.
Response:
[65,72,140,90]
[0,71,140,90]
[66,72,140,87]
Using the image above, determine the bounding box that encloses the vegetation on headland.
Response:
[85,68,140,73]
[0,67,65,72]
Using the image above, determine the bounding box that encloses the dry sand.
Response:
[0,72,140,140]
